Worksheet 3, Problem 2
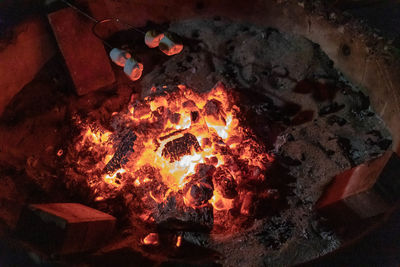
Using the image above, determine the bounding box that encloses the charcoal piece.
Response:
[195,163,216,179]
[183,179,214,207]
[132,103,151,119]
[162,133,201,162]
[337,136,355,166]
[203,99,220,116]
[181,165,215,207]
[327,115,347,126]
[378,139,392,150]
[203,99,226,122]
[154,196,214,231]
[367,130,383,138]
[364,130,392,151]
[159,129,185,141]
[182,100,197,108]
[103,130,137,174]
[213,167,238,199]
[349,90,370,112]
[169,112,181,124]
[256,218,294,250]
[191,111,199,123]
[319,102,345,116]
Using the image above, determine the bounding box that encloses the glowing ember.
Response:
[143,233,159,245]
[176,235,182,247]
[68,83,273,227]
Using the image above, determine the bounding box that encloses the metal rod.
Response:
[60,0,98,23]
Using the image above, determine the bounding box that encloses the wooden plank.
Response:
[16,203,116,255]
[48,7,115,95]
[0,18,55,115]
[317,151,400,223]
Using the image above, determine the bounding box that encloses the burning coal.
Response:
[67,83,273,229]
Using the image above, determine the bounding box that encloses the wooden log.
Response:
[317,151,400,223]
[16,203,116,255]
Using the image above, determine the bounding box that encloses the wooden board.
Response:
[16,203,116,255]
[48,8,115,95]
[317,151,400,223]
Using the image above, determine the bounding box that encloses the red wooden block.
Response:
[16,203,116,255]
[0,18,55,115]
[317,151,400,223]
[48,8,115,95]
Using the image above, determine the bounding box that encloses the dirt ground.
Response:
[0,17,393,266]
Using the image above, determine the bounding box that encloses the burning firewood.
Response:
[154,195,214,231]
[183,164,215,207]
[103,130,137,174]
[183,179,214,207]
[203,99,226,126]
[213,167,238,199]
[161,133,201,162]
[240,192,254,216]
[70,84,269,232]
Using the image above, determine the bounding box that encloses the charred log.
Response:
[162,133,201,162]
[159,129,185,141]
[103,130,137,174]
[154,195,214,232]
[183,178,214,208]
[202,99,226,125]
[183,182,213,207]
[213,167,238,199]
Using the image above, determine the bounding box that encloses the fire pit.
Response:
[0,0,400,266]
